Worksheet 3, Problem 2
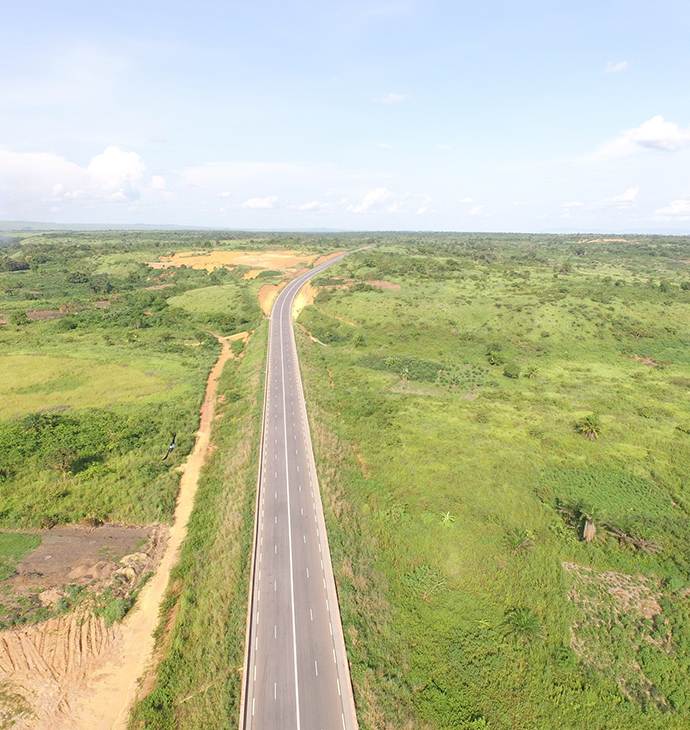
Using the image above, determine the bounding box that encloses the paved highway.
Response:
[240,255,358,730]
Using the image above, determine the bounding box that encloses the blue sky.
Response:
[2,0,690,232]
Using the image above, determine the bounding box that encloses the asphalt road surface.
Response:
[241,255,358,730]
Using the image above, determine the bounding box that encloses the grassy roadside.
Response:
[294,238,690,730]
[130,321,267,730]
[295,328,416,729]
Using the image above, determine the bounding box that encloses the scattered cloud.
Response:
[347,187,393,213]
[653,198,690,220]
[603,60,629,75]
[242,195,278,209]
[468,205,483,215]
[292,201,322,211]
[563,201,584,208]
[460,197,473,204]
[593,186,639,209]
[380,92,408,103]
[150,175,166,190]
[595,116,690,158]
[417,196,433,214]
[377,142,394,149]
[217,191,232,198]
[436,144,452,151]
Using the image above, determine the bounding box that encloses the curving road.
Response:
[240,255,358,730]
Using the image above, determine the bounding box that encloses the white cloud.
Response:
[653,198,690,220]
[242,195,278,209]
[593,186,639,209]
[563,201,584,208]
[0,145,148,218]
[87,146,145,201]
[596,116,690,158]
[436,144,452,151]
[417,196,433,214]
[460,197,473,204]
[380,92,408,103]
[377,142,394,149]
[347,187,393,213]
[217,191,232,198]
[151,175,166,190]
[469,205,483,215]
[603,60,629,75]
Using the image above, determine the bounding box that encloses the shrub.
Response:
[9,311,29,326]
[503,362,521,379]
[575,413,602,441]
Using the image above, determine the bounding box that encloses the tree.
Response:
[576,413,602,440]
[503,607,543,648]
[44,445,78,477]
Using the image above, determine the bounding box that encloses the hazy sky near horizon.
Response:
[2,0,690,232]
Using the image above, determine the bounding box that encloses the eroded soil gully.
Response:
[3,333,240,730]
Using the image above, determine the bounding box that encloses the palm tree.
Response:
[525,365,538,379]
[576,413,602,440]
[503,607,543,648]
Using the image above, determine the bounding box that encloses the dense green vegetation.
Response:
[0,230,280,527]
[296,234,690,729]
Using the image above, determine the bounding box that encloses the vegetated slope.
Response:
[296,235,690,730]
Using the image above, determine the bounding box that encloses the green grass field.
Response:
[0,533,41,581]
[296,236,690,729]
[0,354,168,419]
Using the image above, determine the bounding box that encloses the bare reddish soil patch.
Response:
[258,281,287,316]
[14,524,163,593]
[366,279,400,290]
[578,238,630,243]
[144,283,176,291]
[631,354,658,367]
[26,310,64,321]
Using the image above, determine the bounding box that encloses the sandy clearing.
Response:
[258,282,287,317]
[4,333,236,730]
[242,269,263,279]
[577,238,630,243]
[292,282,317,320]
[148,250,319,273]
